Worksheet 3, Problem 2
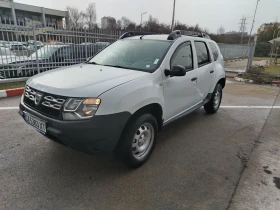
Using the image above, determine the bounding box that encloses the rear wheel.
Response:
[204,83,223,114]
[115,113,158,168]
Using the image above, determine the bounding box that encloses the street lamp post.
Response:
[171,0,176,31]
[248,0,260,45]
[140,12,147,32]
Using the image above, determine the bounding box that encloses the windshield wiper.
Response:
[102,64,128,69]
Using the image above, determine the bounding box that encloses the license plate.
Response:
[23,112,46,134]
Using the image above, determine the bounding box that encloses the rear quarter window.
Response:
[209,43,220,61]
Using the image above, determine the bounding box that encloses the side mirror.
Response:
[165,65,187,77]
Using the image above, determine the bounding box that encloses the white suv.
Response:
[19,30,225,167]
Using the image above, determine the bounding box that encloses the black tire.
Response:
[114,113,158,168]
[204,83,223,114]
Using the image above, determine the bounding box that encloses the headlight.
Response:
[63,98,101,120]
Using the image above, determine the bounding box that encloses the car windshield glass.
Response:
[89,39,172,71]
[29,46,59,59]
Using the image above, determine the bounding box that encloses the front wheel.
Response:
[114,113,158,168]
[204,83,223,114]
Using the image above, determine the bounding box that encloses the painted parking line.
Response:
[0,107,19,110]
[220,106,280,108]
[0,106,280,111]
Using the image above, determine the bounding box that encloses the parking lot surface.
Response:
[0,80,279,210]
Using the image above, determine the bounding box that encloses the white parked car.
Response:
[19,30,225,167]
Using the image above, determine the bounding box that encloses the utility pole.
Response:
[239,15,247,44]
[171,0,176,31]
[248,0,260,45]
[246,35,258,71]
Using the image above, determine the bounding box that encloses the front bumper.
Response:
[19,102,131,154]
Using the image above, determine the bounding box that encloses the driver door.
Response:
[163,41,200,122]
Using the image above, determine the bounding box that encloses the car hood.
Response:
[27,64,149,97]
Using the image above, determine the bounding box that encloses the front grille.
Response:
[24,86,67,119]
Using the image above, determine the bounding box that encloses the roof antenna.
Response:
[140,35,145,40]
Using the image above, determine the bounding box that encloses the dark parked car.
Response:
[0,44,102,78]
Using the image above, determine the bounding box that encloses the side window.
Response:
[171,42,193,70]
[194,41,210,67]
[209,42,219,61]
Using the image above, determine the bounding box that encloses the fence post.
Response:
[85,29,88,59]
[32,25,40,73]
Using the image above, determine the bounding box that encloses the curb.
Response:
[234,77,254,83]
[0,88,24,98]
[226,59,244,63]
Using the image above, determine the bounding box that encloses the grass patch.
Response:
[254,57,270,61]
[254,57,279,64]
[264,65,280,75]
[241,65,278,84]
[0,81,25,90]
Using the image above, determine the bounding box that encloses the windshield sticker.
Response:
[146,65,150,68]
[154,59,159,64]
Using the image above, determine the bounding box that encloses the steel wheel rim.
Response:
[132,122,154,160]
[213,89,221,109]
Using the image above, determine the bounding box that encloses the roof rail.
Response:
[119,31,155,39]
[167,30,211,40]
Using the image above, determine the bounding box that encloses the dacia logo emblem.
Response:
[35,93,42,105]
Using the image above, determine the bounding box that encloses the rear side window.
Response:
[209,43,219,61]
[194,41,210,67]
[171,42,193,70]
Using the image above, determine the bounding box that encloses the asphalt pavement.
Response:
[0,80,279,210]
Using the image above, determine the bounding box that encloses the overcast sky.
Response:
[16,0,280,33]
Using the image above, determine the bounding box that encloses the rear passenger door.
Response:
[194,41,214,100]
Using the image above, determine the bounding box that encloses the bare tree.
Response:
[144,15,159,32]
[66,6,84,29]
[84,3,96,29]
[116,19,122,30]
[121,17,134,30]
[174,21,188,30]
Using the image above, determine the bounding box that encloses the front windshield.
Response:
[89,39,172,71]
[29,46,59,59]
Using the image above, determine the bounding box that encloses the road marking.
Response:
[0,107,18,110]
[0,106,280,111]
[220,106,280,108]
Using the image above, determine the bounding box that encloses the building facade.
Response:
[258,22,280,33]
[101,16,116,29]
[0,0,68,28]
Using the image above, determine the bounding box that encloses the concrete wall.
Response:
[218,43,250,59]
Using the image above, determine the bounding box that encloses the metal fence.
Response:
[0,25,256,83]
[0,24,121,79]
[218,43,250,59]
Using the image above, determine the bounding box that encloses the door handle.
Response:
[191,77,197,81]
[210,70,214,74]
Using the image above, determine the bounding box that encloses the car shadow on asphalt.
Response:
[39,108,207,175]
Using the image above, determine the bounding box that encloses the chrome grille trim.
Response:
[42,101,62,110]
[24,86,67,118]
[44,96,65,104]
[25,92,35,101]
